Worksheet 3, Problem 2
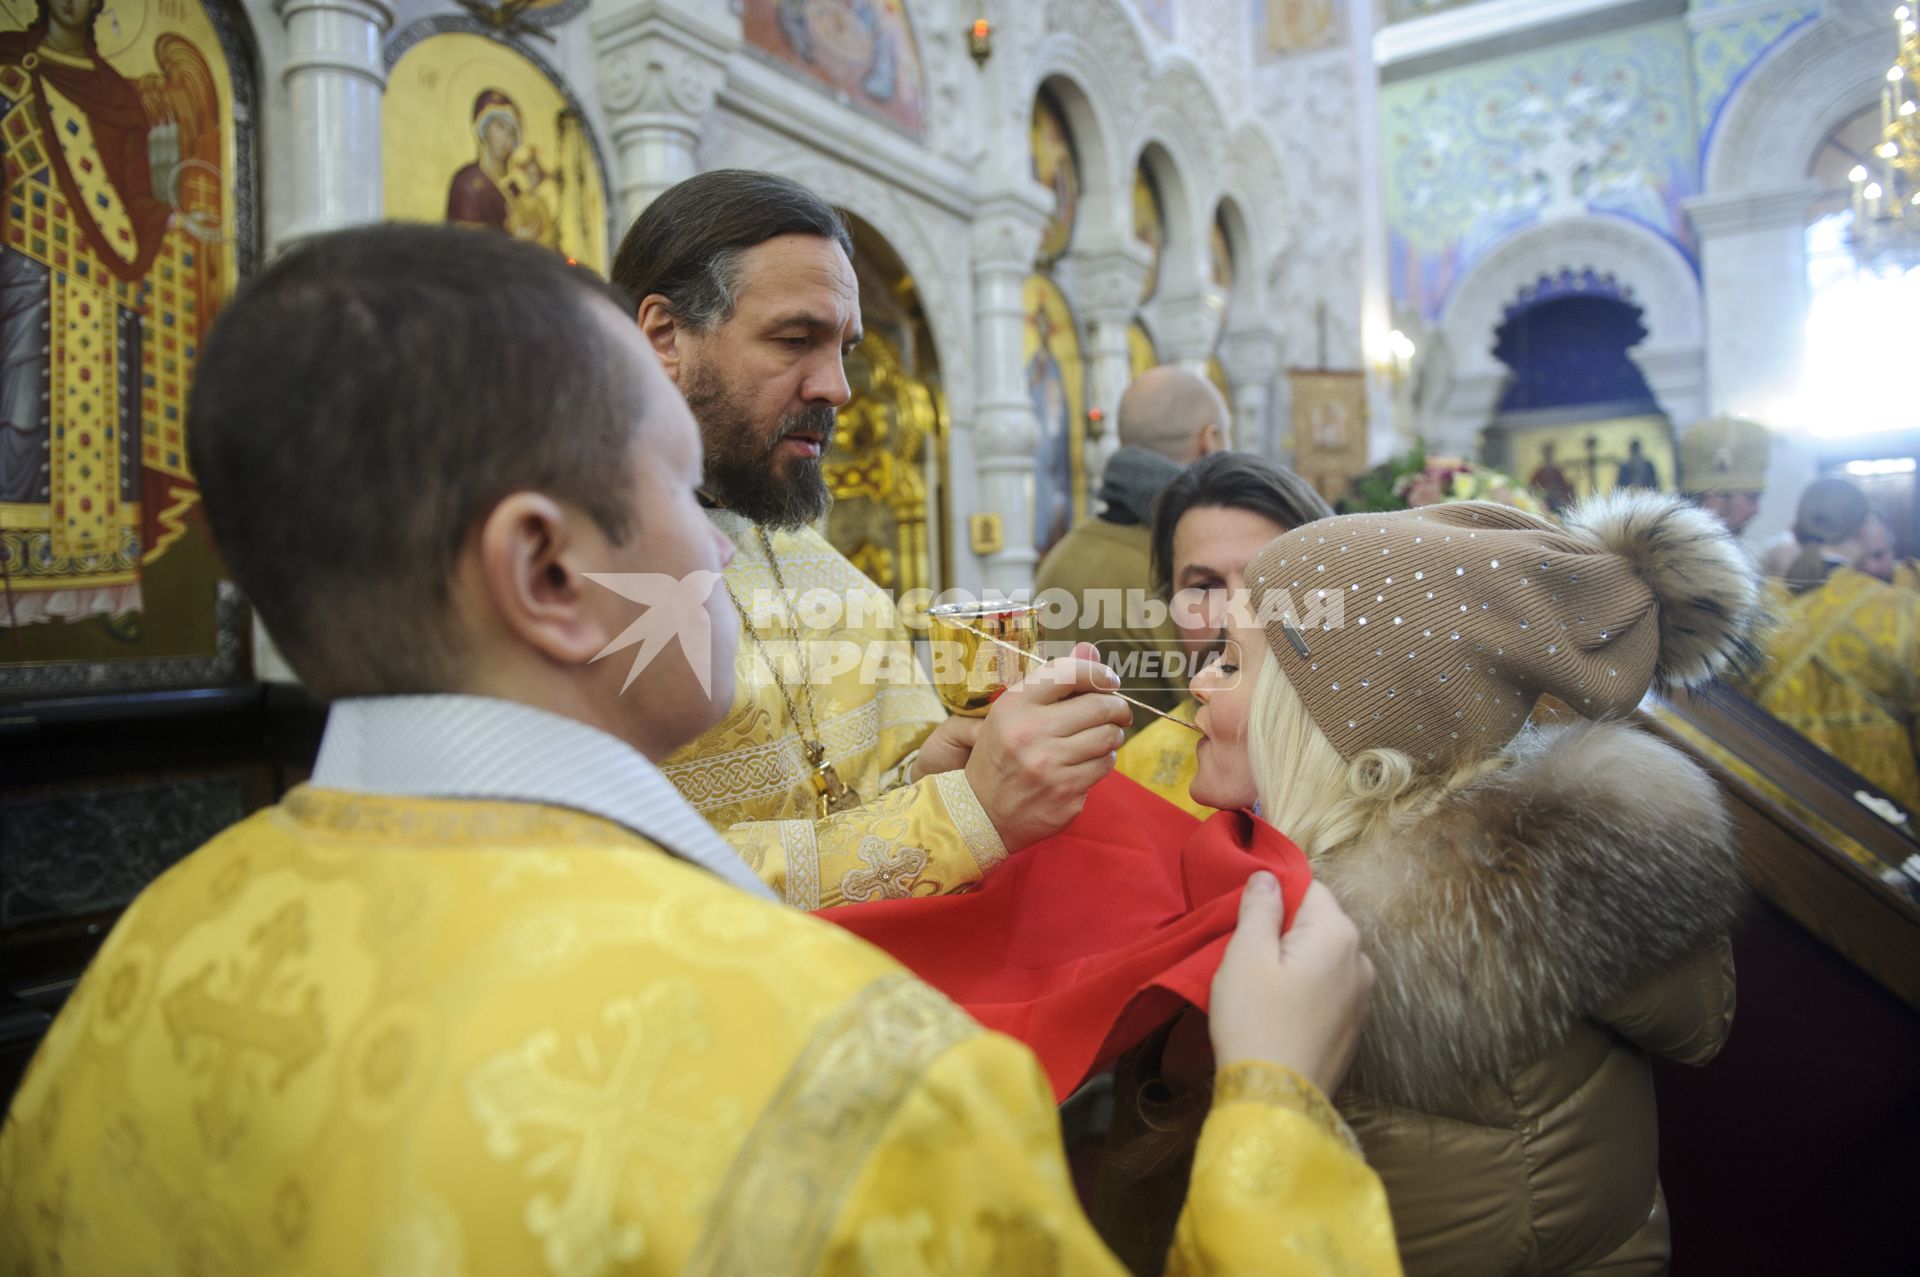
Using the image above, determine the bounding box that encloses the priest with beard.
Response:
[611,171,1134,908]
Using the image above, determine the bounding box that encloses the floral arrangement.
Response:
[1345,443,1546,516]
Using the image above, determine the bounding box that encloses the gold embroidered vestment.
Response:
[0,788,1404,1277]
[663,515,1005,907]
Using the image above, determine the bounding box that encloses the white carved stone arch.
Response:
[1688,0,1892,544]
[1137,138,1200,279]
[1427,215,1705,455]
[1132,54,1232,303]
[1037,0,1155,163]
[1213,197,1260,331]
[1029,20,1147,252]
[1704,0,1892,197]
[1218,121,1295,328]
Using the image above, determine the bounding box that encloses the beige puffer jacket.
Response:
[1316,720,1746,1277]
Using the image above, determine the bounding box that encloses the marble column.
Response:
[258,0,391,682]
[1684,182,1822,547]
[1222,325,1284,457]
[1069,245,1151,490]
[969,193,1050,597]
[275,0,393,243]
[1685,183,1822,423]
[591,0,736,227]
[1156,292,1225,380]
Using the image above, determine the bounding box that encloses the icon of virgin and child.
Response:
[444,87,557,249]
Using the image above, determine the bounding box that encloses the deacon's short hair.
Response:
[188,223,640,697]
[609,169,853,329]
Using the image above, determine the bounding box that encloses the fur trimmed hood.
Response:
[1316,717,1744,1112]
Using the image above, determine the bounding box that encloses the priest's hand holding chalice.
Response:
[904,601,1133,852]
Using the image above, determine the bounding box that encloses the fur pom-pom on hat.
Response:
[1560,490,1761,688]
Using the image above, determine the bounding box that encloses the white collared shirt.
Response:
[309,694,777,900]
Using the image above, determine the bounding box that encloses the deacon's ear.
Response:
[636,295,685,385]
[475,492,611,666]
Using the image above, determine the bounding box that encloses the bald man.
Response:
[1113,365,1232,463]
[1032,367,1228,733]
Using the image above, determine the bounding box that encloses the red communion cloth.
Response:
[816,773,1313,1101]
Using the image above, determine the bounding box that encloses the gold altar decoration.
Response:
[824,327,947,594]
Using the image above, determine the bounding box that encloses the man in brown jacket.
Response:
[1034,367,1229,732]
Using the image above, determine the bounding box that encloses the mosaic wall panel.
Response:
[1692,5,1817,167]
[1381,17,1697,320]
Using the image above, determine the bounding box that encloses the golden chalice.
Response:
[925,601,1041,716]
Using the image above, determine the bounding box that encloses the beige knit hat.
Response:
[1245,491,1759,774]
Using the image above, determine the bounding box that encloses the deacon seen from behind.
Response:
[0,223,1402,1276]
[611,169,1132,910]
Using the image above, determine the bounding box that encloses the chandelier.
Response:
[1849,5,1920,272]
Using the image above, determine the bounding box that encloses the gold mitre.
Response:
[1679,416,1772,494]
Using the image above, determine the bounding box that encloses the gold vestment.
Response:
[1115,697,1213,818]
[664,514,1005,908]
[1744,568,1920,810]
[0,789,1403,1276]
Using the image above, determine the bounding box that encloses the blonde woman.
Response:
[1184,491,1755,1277]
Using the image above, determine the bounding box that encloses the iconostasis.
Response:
[1,0,254,693]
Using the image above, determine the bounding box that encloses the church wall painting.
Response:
[1288,369,1368,506]
[382,27,609,272]
[741,0,926,138]
[1208,208,1234,309]
[1252,1,1346,62]
[1022,275,1086,558]
[1128,320,1158,378]
[1031,90,1080,269]
[1380,17,1697,324]
[1133,163,1164,304]
[1689,4,1815,170]
[1,0,255,693]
